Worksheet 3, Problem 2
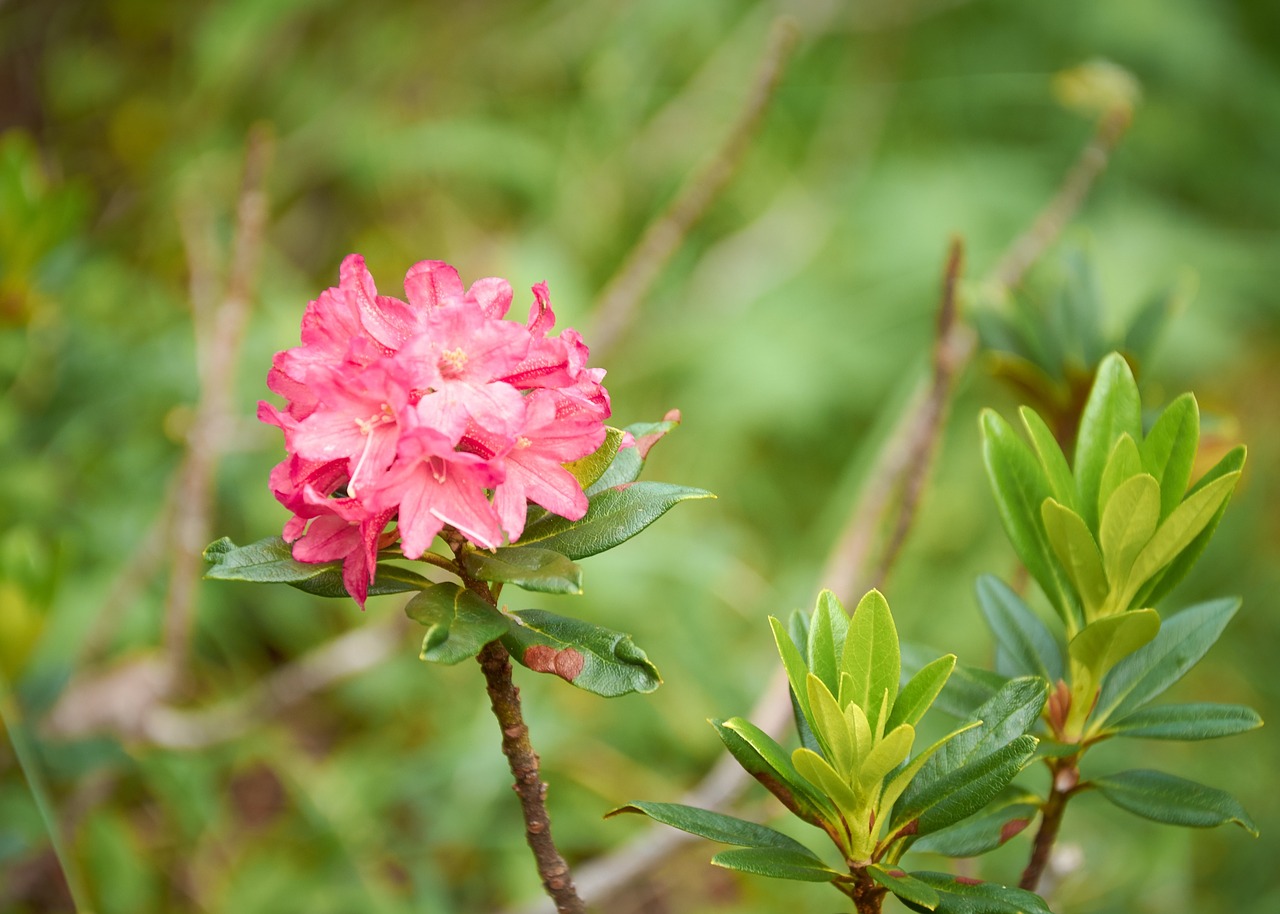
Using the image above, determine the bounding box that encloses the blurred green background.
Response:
[2,1,1278,912]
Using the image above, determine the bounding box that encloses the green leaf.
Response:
[586,414,682,495]
[1092,769,1258,835]
[771,615,815,734]
[459,546,583,594]
[857,723,915,799]
[897,736,1039,838]
[1040,500,1108,620]
[563,426,625,490]
[405,584,509,665]
[806,674,854,778]
[501,609,660,696]
[1060,247,1106,367]
[1073,353,1142,531]
[888,653,956,731]
[903,872,1055,914]
[1136,448,1246,607]
[808,590,847,699]
[792,747,861,824]
[1019,406,1077,511]
[1123,471,1241,605]
[976,575,1064,683]
[1140,393,1200,521]
[868,865,941,910]
[879,722,981,825]
[605,801,812,853]
[1122,286,1177,366]
[981,410,1080,631]
[710,846,841,883]
[1096,434,1144,523]
[842,589,900,735]
[1095,598,1240,725]
[517,482,713,560]
[910,786,1039,857]
[204,536,431,598]
[1106,702,1263,741]
[713,718,839,830]
[1067,610,1161,732]
[1098,474,1160,604]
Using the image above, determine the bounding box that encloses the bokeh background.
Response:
[2,1,1278,912]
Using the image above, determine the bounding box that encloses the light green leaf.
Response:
[1095,598,1240,725]
[517,482,714,560]
[806,674,854,778]
[1041,500,1108,619]
[710,846,842,883]
[714,718,839,831]
[1124,471,1242,606]
[502,609,660,696]
[1073,352,1142,531]
[1068,610,1161,674]
[808,590,846,698]
[1138,446,1245,607]
[976,575,1064,683]
[459,546,582,594]
[792,747,861,824]
[888,653,956,730]
[878,722,982,828]
[981,410,1081,631]
[868,865,941,910]
[1106,702,1263,741]
[1092,769,1258,835]
[405,584,509,665]
[605,802,812,853]
[1140,393,1199,521]
[1019,406,1077,511]
[771,616,814,732]
[1097,434,1143,523]
[1098,474,1160,601]
[563,426,625,490]
[905,872,1055,914]
[857,723,915,800]
[204,536,432,598]
[842,589,900,735]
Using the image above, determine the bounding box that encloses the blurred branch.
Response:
[525,103,1132,914]
[589,17,799,359]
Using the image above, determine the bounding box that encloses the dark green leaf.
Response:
[1095,597,1239,725]
[713,718,839,830]
[976,575,1064,683]
[1140,393,1199,522]
[405,584,509,665]
[586,415,682,495]
[904,872,1055,914]
[1106,702,1262,741]
[459,546,583,594]
[894,736,1039,838]
[605,801,812,853]
[1073,353,1142,531]
[563,426,625,490]
[501,609,660,696]
[517,482,713,560]
[710,846,841,883]
[910,786,1039,857]
[981,410,1080,630]
[204,536,431,598]
[1060,247,1106,367]
[868,865,941,910]
[1092,769,1258,835]
[1122,286,1177,366]
[1019,407,1077,511]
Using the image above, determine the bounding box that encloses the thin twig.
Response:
[531,104,1132,914]
[589,17,800,359]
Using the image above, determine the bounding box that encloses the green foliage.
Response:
[204,536,431,597]
[500,609,661,697]
[404,584,509,665]
[1091,770,1258,836]
[616,591,1044,910]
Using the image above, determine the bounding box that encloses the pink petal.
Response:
[466,277,513,319]
[341,254,418,350]
[404,260,465,311]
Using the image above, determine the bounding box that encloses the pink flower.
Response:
[260,256,612,604]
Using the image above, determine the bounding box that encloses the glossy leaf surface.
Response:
[501,609,660,696]
[459,546,583,594]
[405,584,509,665]
[1093,769,1258,835]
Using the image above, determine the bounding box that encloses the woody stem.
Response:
[450,536,585,914]
[1020,756,1079,892]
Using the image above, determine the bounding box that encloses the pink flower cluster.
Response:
[260,255,611,606]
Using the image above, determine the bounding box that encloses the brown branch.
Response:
[589,17,799,359]
[523,103,1133,914]
[1019,758,1080,892]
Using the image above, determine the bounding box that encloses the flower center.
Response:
[515,436,531,450]
[439,347,468,379]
